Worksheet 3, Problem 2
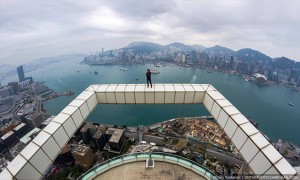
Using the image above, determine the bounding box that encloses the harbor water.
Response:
[4,58,300,145]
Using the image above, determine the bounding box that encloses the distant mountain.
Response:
[191,44,206,50]
[126,41,152,48]
[123,42,299,64]
[272,57,300,69]
[126,41,207,53]
[165,42,194,51]
[235,48,272,63]
[203,45,235,55]
[125,42,163,53]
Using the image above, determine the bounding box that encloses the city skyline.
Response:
[0,0,300,65]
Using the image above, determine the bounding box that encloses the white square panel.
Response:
[223,106,240,116]
[43,122,63,135]
[145,91,154,103]
[54,116,76,138]
[91,85,100,91]
[154,92,164,104]
[174,84,185,92]
[52,113,70,124]
[76,90,94,101]
[115,91,125,103]
[115,85,126,103]
[15,162,41,180]
[250,133,270,149]
[125,85,135,92]
[30,148,52,174]
[86,93,98,111]
[184,91,195,103]
[96,85,109,103]
[125,92,135,104]
[223,117,238,139]
[264,166,279,175]
[203,93,214,112]
[105,85,117,103]
[241,123,259,136]
[6,155,27,176]
[0,168,13,179]
[207,85,216,91]
[249,151,272,175]
[135,85,145,104]
[231,128,248,150]
[164,85,175,104]
[86,85,97,92]
[105,92,116,103]
[85,85,93,92]
[262,144,283,164]
[41,136,61,161]
[211,102,221,119]
[79,101,90,119]
[61,105,77,115]
[231,114,249,125]
[135,84,146,92]
[52,125,69,148]
[32,131,51,147]
[71,109,84,128]
[240,138,259,163]
[96,92,107,103]
[207,90,225,100]
[275,158,297,176]
[20,142,39,160]
[216,99,232,108]
[174,92,185,103]
[69,99,85,108]
[174,89,185,104]
[216,109,229,128]
[183,84,194,91]
[192,84,205,92]
[96,84,109,92]
[135,92,145,104]
[154,85,165,92]
[106,85,118,92]
[115,85,127,92]
[201,84,209,91]
[193,91,205,103]
[183,85,195,104]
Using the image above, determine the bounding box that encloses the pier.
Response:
[42,90,74,101]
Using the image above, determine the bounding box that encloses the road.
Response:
[125,132,164,145]
[206,148,243,166]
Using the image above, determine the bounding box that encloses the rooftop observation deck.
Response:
[0,84,297,179]
[78,152,215,180]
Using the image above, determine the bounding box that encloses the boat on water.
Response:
[95,71,98,75]
[288,102,294,106]
[120,68,128,71]
[207,70,212,73]
[150,69,160,74]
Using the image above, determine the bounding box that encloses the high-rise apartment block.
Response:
[17,66,25,82]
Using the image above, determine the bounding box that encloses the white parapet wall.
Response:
[0,84,297,179]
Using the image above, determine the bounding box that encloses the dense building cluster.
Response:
[84,44,300,87]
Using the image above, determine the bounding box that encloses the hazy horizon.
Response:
[1,0,300,65]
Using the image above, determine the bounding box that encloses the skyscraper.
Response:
[17,66,25,82]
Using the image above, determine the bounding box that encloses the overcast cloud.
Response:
[0,0,300,65]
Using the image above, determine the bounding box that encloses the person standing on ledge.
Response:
[146,69,152,88]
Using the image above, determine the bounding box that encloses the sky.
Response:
[0,0,300,65]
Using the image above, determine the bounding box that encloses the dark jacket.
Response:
[146,71,151,80]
